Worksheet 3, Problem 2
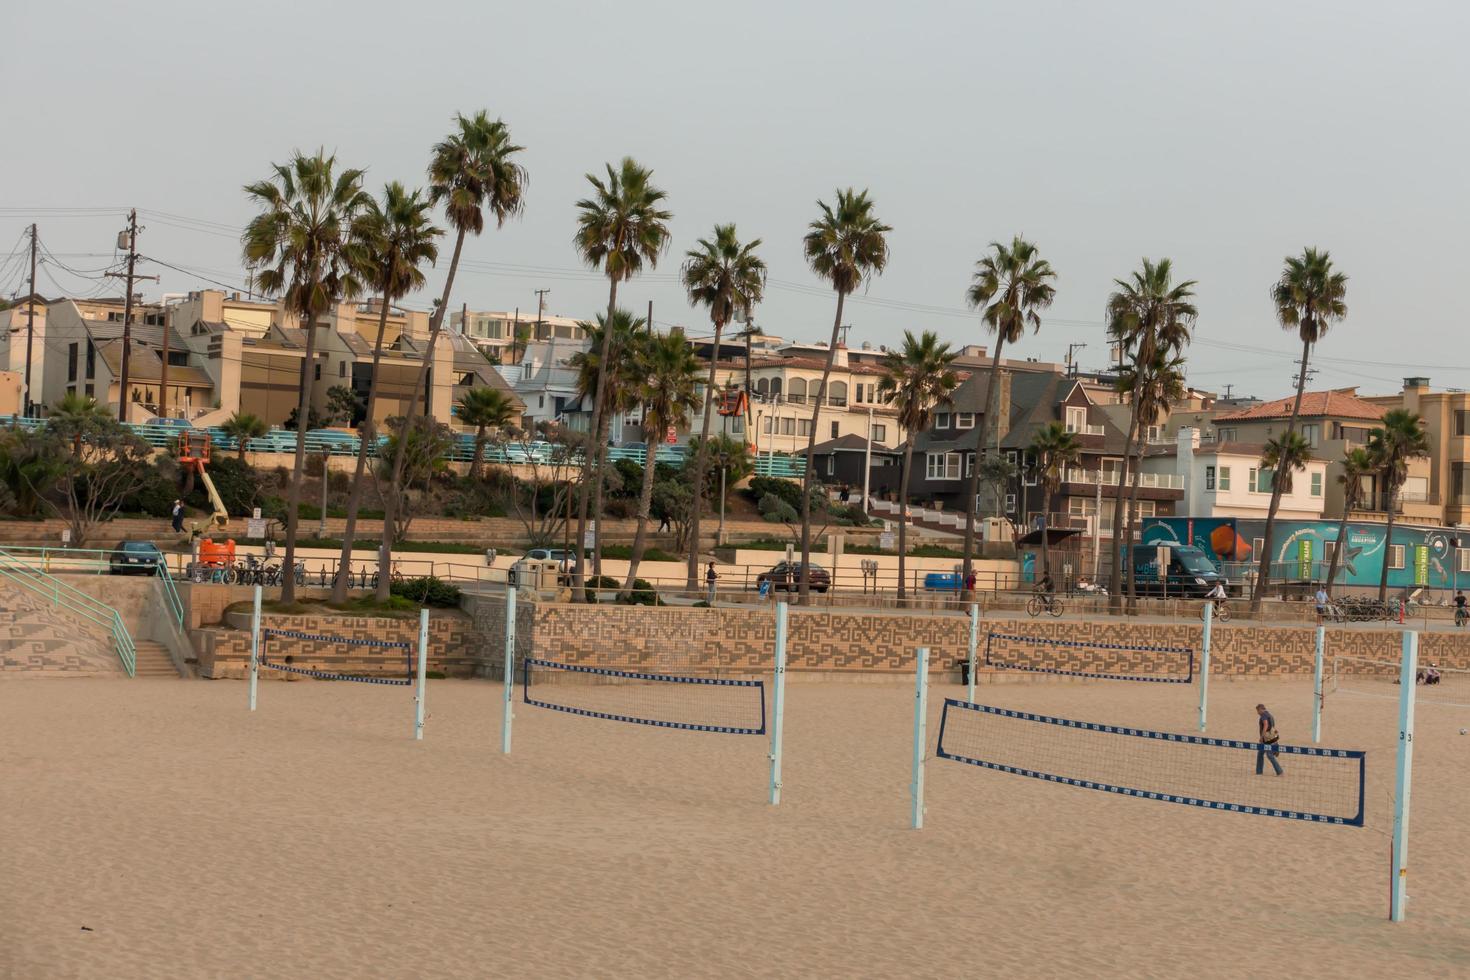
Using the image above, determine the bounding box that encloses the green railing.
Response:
[0,548,137,676]
[154,558,184,625]
[0,545,184,626]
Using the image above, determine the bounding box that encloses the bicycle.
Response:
[1455,606,1468,628]
[1201,600,1231,623]
[1026,593,1064,618]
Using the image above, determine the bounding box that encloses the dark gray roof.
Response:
[811,434,899,455]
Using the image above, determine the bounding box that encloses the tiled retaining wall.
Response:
[196,612,484,680]
[459,593,1470,677]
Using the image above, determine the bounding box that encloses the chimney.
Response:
[1177,427,1198,515]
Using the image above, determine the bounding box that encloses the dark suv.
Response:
[756,561,830,593]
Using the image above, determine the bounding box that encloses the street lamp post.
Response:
[717,451,729,543]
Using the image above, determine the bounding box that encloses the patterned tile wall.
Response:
[198,612,484,680]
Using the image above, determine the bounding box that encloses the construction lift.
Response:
[177,432,230,530]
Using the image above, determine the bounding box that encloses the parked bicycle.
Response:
[1026,594,1064,618]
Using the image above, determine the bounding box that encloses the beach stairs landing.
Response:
[0,585,121,676]
[131,641,181,678]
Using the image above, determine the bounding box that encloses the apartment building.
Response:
[0,293,49,409]
[1363,377,1470,528]
[1172,427,1329,520]
[450,308,586,363]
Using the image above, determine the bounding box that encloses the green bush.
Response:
[745,476,802,510]
[759,493,798,524]
[584,574,620,603]
[390,575,461,607]
[599,544,677,562]
[122,465,179,518]
[624,577,658,606]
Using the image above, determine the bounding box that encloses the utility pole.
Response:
[1066,342,1087,377]
[647,299,653,336]
[117,210,139,422]
[1222,384,1234,400]
[23,224,36,416]
[533,288,549,342]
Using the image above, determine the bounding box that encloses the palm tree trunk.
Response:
[591,405,613,578]
[743,330,755,432]
[687,319,724,590]
[333,292,392,605]
[897,440,914,602]
[962,339,1005,585]
[1378,485,1397,602]
[1040,482,1053,581]
[1250,338,1312,612]
[471,426,487,480]
[1123,431,1148,614]
[623,434,660,594]
[798,289,847,601]
[1107,412,1139,614]
[280,285,320,605]
[378,226,466,601]
[1325,509,1351,597]
[573,276,619,599]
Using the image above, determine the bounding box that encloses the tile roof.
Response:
[1213,389,1385,423]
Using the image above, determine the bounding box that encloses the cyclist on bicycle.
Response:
[1037,571,1054,596]
[1314,586,1330,624]
[1205,580,1227,612]
[1455,591,1467,627]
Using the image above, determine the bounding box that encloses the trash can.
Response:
[957,658,970,685]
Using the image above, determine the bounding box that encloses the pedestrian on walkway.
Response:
[170,499,184,533]
[1255,703,1284,776]
[705,561,718,603]
[658,511,671,533]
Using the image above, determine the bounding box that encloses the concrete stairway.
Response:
[132,640,183,678]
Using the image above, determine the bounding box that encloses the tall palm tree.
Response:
[243,150,370,603]
[335,183,440,604]
[962,237,1057,588]
[220,411,268,461]
[458,386,515,479]
[379,111,525,601]
[877,331,958,602]
[569,310,643,576]
[1117,348,1187,607]
[571,158,673,596]
[1260,432,1313,496]
[1251,248,1348,612]
[623,328,702,592]
[1030,422,1082,582]
[735,313,763,433]
[681,224,766,588]
[1324,446,1373,594]
[1102,258,1196,612]
[1368,410,1431,601]
[798,188,891,599]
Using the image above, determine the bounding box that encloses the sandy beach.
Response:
[3,675,1467,979]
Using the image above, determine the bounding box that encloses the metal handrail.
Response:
[155,558,184,625]
[0,548,137,676]
[0,545,184,625]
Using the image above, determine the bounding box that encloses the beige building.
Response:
[1363,377,1470,528]
[450,308,586,363]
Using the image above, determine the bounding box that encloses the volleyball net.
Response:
[522,659,767,735]
[935,699,1365,825]
[259,628,414,685]
[984,631,1194,684]
[1330,654,1470,709]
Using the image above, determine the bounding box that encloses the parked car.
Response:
[110,540,164,575]
[755,561,831,594]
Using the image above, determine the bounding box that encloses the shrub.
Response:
[624,577,658,606]
[123,464,179,518]
[602,498,636,519]
[746,476,802,510]
[584,574,620,603]
[390,575,461,607]
[759,493,798,525]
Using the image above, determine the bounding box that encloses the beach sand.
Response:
[2,675,1467,979]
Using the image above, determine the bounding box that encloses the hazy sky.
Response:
[4,0,1468,399]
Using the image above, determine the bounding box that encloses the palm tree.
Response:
[378,111,525,601]
[1030,422,1082,582]
[1116,348,1187,607]
[459,386,514,478]
[798,188,891,599]
[335,183,441,604]
[568,310,643,576]
[571,158,673,596]
[243,150,370,603]
[220,411,268,461]
[1251,248,1348,612]
[735,313,762,432]
[962,237,1057,587]
[681,225,766,588]
[1324,446,1373,595]
[623,328,702,593]
[1260,432,1313,496]
[877,331,958,602]
[1368,410,1431,601]
[1102,259,1196,612]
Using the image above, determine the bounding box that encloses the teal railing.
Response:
[0,548,137,676]
[0,545,184,627]
[154,558,184,625]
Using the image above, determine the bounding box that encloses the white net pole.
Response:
[502,588,516,755]
[248,584,261,712]
[1391,630,1418,922]
[413,608,428,741]
[1312,625,1324,743]
[768,601,788,805]
[911,646,930,830]
[966,602,979,703]
[1198,601,1212,731]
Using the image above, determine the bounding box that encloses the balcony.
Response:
[1063,468,1183,490]
[1064,423,1106,436]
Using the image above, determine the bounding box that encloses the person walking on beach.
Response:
[1255,703,1284,776]
[705,561,718,603]
[170,499,184,533]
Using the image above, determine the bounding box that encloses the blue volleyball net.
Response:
[522,659,766,735]
[936,699,1365,825]
[985,631,1194,684]
[259,628,414,685]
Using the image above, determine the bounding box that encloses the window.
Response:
[935,412,951,430]
[1252,537,1264,558]
[338,361,347,378]
[67,343,78,382]
[1205,465,1216,490]
[1006,450,1018,465]
[1217,428,1237,442]
[1218,466,1231,491]
[957,412,975,429]
[870,424,886,442]
[831,421,840,439]
[730,416,744,435]
[538,395,544,408]
[781,418,795,435]
[314,363,322,381]
[86,340,96,378]
[84,384,94,397]
[1389,545,1405,570]
[1065,406,1086,432]
[167,351,188,367]
[1249,468,1274,494]
[1456,410,1470,437]
[926,452,962,481]
[1300,423,1320,448]
[1322,540,1335,565]
[1460,548,1470,573]
[1310,472,1323,497]
[1004,493,1016,513]
[798,419,813,436]
[965,452,974,478]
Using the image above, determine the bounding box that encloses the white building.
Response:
[452,309,586,363]
[1172,427,1329,520]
